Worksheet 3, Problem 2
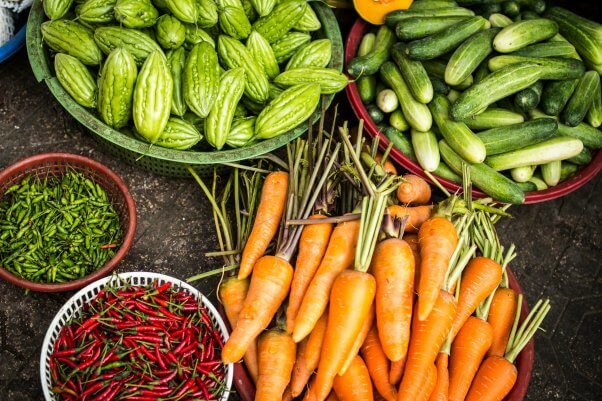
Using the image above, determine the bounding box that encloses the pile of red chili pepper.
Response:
[48,280,226,401]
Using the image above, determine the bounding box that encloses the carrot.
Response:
[464,355,517,401]
[255,329,297,401]
[389,355,406,386]
[375,153,398,175]
[292,219,361,343]
[222,255,293,363]
[448,317,493,401]
[361,326,397,401]
[416,363,438,401]
[239,171,289,279]
[333,355,374,401]
[466,297,550,401]
[487,288,518,357]
[283,386,293,401]
[428,352,449,401]
[313,270,376,401]
[338,303,375,375]
[371,238,415,362]
[403,234,422,290]
[291,311,329,397]
[397,174,431,205]
[387,205,433,233]
[450,257,503,339]
[397,290,457,401]
[417,217,458,321]
[286,215,333,333]
[218,277,258,382]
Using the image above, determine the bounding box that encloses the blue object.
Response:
[0,18,27,63]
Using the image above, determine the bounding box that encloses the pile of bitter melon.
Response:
[41,0,348,150]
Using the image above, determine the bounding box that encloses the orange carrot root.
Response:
[397,174,432,205]
[387,205,433,233]
[428,352,449,401]
[333,355,374,401]
[465,355,517,401]
[255,330,297,401]
[291,312,329,397]
[487,288,519,358]
[361,327,397,401]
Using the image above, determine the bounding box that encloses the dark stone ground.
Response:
[1,35,601,401]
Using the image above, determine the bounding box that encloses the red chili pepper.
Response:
[154,346,167,370]
[150,369,177,385]
[163,350,178,365]
[90,381,120,401]
[56,356,78,369]
[76,346,101,371]
[173,377,196,399]
[81,380,105,397]
[155,281,172,294]
[127,335,163,344]
[138,388,173,397]
[159,307,183,321]
[118,396,156,401]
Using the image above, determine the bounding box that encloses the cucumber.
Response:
[380,61,433,132]
[451,62,542,121]
[410,0,459,10]
[528,175,548,190]
[394,17,470,41]
[430,76,450,95]
[445,28,500,86]
[562,71,600,127]
[439,140,525,204]
[376,89,399,113]
[422,59,473,88]
[515,181,537,192]
[546,7,602,65]
[501,1,520,18]
[463,107,525,130]
[549,33,583,60]
[586,80,602,128]
[560,162,580,181]
[383,126,416,160]
[391,43,433,103]
[531,108,602,148]
[541,160,561,186]
[385,7,475,27]
[477,118,557,155]
[514,81,543,113]
[447,89,461,103]
[429,94,486,163]
[390,109,409,132]
[540,79,578,115]
[511,165,535,182]
[434,161,462,183]
[478,2,502,18]
[356,33,377,104]
[585,59,602,75]
[517,0,545,14]
[405,16,488,61]
[566,147,592,165]
[514,41,577,58]
[348,25,395,78]
[489,13,513,28]
[473,60,490,83]
[411,129,440,171]
[488,55,585,80]
[519,10,540,20]
[366,104,385,124]
[485,136,584,170]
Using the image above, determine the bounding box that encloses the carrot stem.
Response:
[423,170,451,197]
[339,124,375,197]
[505,298,550,363]
[287,214,361,225]
[221,162,272,174]
[187,264,238,282]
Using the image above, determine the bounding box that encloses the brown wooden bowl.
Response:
[0,153,136,292]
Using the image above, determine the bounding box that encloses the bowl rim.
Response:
[0,152,137,292]
[39,271,234,401]
[226,267,535,401]
[345,18,602,205]
[25,0,344,165]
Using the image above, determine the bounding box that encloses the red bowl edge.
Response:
[345,18,602,205]
[0,152,137,292]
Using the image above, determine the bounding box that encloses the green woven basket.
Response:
[26,0,343,177]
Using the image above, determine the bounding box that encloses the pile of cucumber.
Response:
[348,0,602,204]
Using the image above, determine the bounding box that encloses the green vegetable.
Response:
[248,0,276,16]
[376,89,399,113]
[439,139,525,204]
[76,0,117,24]
[429,94,486,164]
[367,104,385,124]
[586,80,602,128]
[451,62,542,121]
[445,28,500,86]
[385,7,475,27]
[531,109,602,148]
[41,20,102,66]
[389,109,409,131]
[154,117,202,149]
[252,0,307,43]
[510,165,535,182]
[477,118,557,155]
[405,16,488,60]
[562,71,600,127]
[44,0,74,20]
[155,15,186,49]
[514,81,543,113]
[514,41,577,58]
[488,55,585,80]
[540,79,578,115]
[560,162,580,181]
[391,43,433,104]
[566,147,592,165]
[273,67,347,95]
[184,42,220,118]
[462,107,525,130]
[217,0,252,39]
[0,173,122,283]
[493,18,558,53]
[271,32,312,64]
[348,25,396,78]
[94,26,163,66]
[380,61,432,132]
[383,126,416,160]
[546,7,602,65]
[114,0,159,28]
[166,47,187,117]
[54,53,98,109]
[227,116,256,148]
[515,181,537,192]
[541,160,561,186]
[488,13,513,28]
[411,129,440,172]
[247,30,280,80]
[98,48,138,129]
[485,136,584,170]
[394,16,470,41]
[165,0,197,23]
[528,175,548,190]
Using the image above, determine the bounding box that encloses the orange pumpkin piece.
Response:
[353,0,414,25]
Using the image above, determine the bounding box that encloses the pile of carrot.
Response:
[190,117,551,401]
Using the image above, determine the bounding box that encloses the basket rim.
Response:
[39,271,234,401]
[0,152,137,292]
[345,18,602,205]
[26,0,344,165]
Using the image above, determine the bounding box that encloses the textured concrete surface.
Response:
[1,42,601,401]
